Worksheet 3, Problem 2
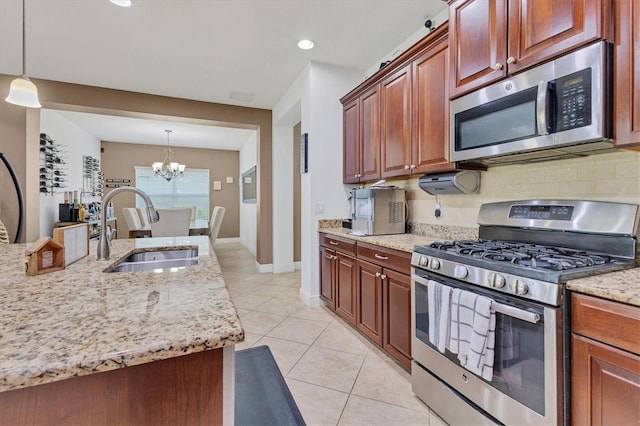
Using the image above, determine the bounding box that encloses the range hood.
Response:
[418,170,480,195]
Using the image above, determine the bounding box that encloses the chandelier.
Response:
[152,129,185,181]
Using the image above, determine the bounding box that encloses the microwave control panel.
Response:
[553,68,592,132]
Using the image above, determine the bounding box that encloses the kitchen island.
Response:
[0,236,244,425]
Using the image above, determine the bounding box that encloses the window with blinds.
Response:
[134,166,209,220]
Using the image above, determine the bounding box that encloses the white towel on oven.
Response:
[427,280,451,353]
[449,288,496,381]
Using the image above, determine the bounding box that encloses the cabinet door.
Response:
[356,260,383,345]
[380,65,412,178]
[449,0,508,98]
[614,0,640,147]
[360,85,382,182]
[382,269,412,369]
[571,334,640,425]
[343,98,361,184]
[335,253,357,325]
[412,37,454,174]
[319,247,335,310]
[507,0,605,74]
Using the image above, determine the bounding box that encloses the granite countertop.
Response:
[566,267,640,307]
[319,227,439,253]
[319,225,640,308]
[0,236,244,393]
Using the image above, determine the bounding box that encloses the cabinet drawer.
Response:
[572,292,640,355]
[319,233,357,256]
[357,242,411,274]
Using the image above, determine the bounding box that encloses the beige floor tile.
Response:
[430,409,449,426]
[234,332,262,351]
[314,320,371,356]
[235,307,251,317]
[267,317,329,345]
[273,286,303,300]
[286,378,349,426]
[254,336,310,375]
[229,293,273,310]
[338,395,430,426]
[289,305,335,323]
[287,346,365,393]
[238,310,287,335]
[351,352,428,413]
[254,297,307,316]
[243,283,292,297]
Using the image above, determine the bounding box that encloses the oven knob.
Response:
[418,255,429,267]
[511,279,529,295]
[429,258,441,270]
[454,265,468,279]
[488,273,506,288]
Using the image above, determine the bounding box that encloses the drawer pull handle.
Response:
[381,274,387,280]
[375,272,381,278]
[329,241,339,245]
[374,254,389,260]
[324,254,334,260]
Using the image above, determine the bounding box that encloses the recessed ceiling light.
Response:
[110,0,132,7]
[297,39,314,50]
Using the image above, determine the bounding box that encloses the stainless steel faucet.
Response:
[96,186,160,260]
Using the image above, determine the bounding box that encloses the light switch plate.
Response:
[213,181,222,190]
[226,177,233,184]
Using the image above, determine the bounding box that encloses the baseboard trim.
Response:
[294,261,301,270]
[300,289,321,308]
[255,262,273,273]
[214,237,241,244]
[273,263,295,274]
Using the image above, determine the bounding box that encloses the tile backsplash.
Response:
[393,150,640,229]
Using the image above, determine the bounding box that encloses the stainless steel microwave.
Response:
[450,41,614,166]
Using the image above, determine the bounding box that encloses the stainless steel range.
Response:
[411,200,639,426]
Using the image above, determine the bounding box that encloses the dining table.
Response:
[128,219,209,238]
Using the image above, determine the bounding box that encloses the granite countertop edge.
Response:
[0,236,244,393]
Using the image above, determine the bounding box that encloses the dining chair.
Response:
[136,207,150,227]
[209,206,225,244]
[122,208,143,232]
[150,208,192,237]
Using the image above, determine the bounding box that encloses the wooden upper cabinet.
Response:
[449,0,507,98]
[508,0,605,74]
[342,87,381,184]
[360,86,382,181]
[412,36,454,173]
[342,98,360,184]
[449,0,607,98]
[380,64,412,179]
[613,0,640,148]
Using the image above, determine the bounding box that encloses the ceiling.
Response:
[1,0,448,149]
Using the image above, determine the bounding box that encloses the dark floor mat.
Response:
[235,345,306,426]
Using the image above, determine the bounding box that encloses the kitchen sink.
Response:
[104,247,198,273]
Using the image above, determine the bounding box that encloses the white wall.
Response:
[271,62,362,306]
[363,7,449,79]
[239,132,257,255]
[39,110,101,237]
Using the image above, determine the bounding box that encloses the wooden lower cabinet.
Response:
[571,334,640,425]
[357,260,383,345]
[319,246,336,309]
[335,253,357,325]
[382,268,412,369]
[571,292,640,424]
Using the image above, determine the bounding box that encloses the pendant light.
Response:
[151,130,186,181]
[5,0,41,108]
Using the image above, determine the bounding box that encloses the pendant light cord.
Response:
[21,0,26,77]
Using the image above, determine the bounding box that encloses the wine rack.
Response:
[39,133,68,196]
[82,155,103,198]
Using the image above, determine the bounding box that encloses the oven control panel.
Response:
[411,253,561,306]
[509,204,574,220]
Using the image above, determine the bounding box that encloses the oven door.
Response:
[411,270,564,426]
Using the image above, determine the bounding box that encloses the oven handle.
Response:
[412,274,541,324]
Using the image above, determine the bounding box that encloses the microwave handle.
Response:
[536,80,549,135]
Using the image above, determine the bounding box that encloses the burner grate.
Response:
[428,239,614,272]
